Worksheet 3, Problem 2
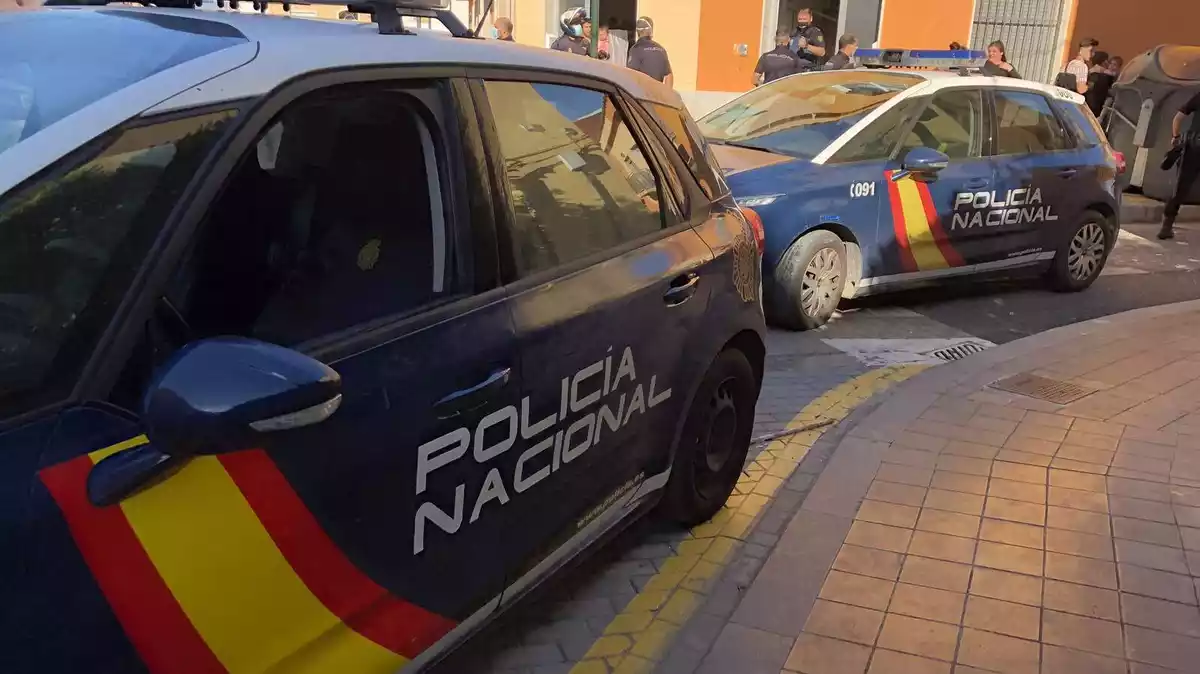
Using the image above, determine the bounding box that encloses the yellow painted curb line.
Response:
[569,364,930,674]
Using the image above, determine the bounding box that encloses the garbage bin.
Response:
[1105,44,1200,204]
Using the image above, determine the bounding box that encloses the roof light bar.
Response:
[855,49,987,70]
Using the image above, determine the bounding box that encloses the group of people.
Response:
[514,8,675,86]
[752,7,860,86]
[1061,38,1124,116]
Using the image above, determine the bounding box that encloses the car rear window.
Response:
[0,10,247,154]
[1054,100,1107,146]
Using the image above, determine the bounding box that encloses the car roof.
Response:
[61,6,685,111]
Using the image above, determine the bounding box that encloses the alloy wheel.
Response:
[801,247,842,317]
[1067,222,1106,282]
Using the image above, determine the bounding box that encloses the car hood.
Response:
[710,143,799,176]
[715,147,820,197]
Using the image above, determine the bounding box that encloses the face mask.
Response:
[570,25,583,37]
[490,27,499,38]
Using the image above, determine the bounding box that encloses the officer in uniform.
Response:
[627,16,673,87]
[753,31,801,86]
[550,8,589,56]
[824,34,858,70]
[1160,90,1200,239]
[789,7,826,72]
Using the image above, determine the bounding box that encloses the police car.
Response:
[698,49,1125,330]
[0,2,766,671]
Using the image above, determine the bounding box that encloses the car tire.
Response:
[770,230,847,331]
[660,348,757,527]
[1048,210,1112,292]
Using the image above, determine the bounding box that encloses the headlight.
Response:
[735,194,784,208]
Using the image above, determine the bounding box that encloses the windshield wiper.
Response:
[709,139,786,154]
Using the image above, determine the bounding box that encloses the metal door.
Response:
[970,0,1067,84]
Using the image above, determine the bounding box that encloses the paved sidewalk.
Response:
[698,300,1200,674]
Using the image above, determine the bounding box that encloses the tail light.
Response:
[740,207,765,255]
[1113,150,1127,175]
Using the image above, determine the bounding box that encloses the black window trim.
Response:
[987,87,1079,158]
[635,97,719,207]
[619,93,691,221]
[465,66,700,290]
[78,65,496,409]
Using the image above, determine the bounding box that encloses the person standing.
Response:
[823,34,858,70]
[982,40,1020,78]
[550,8,589,56]
[492,16,514,41]
[1061,38,1095,94]
[1086,51,1116,116]
[1159,91,1200,240]
[627,16,673,87]
[789,7,826,72]
[597,22,629,67]
[753,31,802,86]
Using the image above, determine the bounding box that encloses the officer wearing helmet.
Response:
[551,8,589,55]
[627,16,673,87]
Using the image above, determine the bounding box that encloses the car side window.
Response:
[1054,100,1105,147]
[485,80,666,278]
[828,98,921,164]
[993,90,1074,155]
[170,84,456,348]
[0,110,234,419]
[897,89,984,160]
[649,102,723,199]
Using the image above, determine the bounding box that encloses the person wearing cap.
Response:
[789,7,826,71]
[627,17,673,87]
[551,8,589,56]
[823,34,858,70]
[753,31,802,86]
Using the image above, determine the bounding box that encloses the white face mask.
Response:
[570,25,583,37]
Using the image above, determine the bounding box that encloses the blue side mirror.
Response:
[901,147,950,175]
[87,338,341,506]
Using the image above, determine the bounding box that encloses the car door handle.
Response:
[663,273,700,306]
[964,178,990,189]
[434,367,511,419]
[1057,168,1078,178]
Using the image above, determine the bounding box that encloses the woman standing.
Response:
[982,41,1021,78]
[1086,51,1116,117]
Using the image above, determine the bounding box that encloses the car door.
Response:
[470,73,715,592]
[989,88,1092,263]
[25,75,523,673]
[885,87,996,273]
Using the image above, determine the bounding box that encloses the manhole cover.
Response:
[990,373,1097,404]
[924,341,990,362]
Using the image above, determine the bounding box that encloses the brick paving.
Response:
[694,301,1200,674]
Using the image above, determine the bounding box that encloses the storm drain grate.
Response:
[925,341,990,362]
[990,373,1097,405]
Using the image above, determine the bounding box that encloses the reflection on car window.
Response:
[697,71,922,159]
[486,81,664,278]
[0,110,234,419]
[993,90,1072,155]
[898,89,983,160]
[650,103,723,199]
[828,99,920,164]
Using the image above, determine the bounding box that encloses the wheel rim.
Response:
[1067,222,1106,282]
[801,247,842,317]
[692,377,739,499]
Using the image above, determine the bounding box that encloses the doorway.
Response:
[775,0,840,50]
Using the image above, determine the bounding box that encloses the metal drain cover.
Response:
[924,340,990,362]
[990,373,1097,404]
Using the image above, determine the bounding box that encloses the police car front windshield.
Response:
[0,9,247,155]
[698,71,922,159]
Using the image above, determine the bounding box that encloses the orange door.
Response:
[696,0,765,92]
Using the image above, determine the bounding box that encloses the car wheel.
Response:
[770,230,847,330]
[660,348,757,527]
[1048,210,1112,292]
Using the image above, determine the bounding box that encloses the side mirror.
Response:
[899,147,950,178]
[87,338,341,506]
[142,337,342,457]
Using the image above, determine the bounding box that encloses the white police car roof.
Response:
[79,6,686,114]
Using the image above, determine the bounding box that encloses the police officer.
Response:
[627,16,673,87]
[550,8,589,56]
[789,7,826,71]
[753,31,801,86]
[1159,90,1200,239]
[824,34,858,70]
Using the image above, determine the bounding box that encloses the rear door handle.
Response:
[964,178,990,189]
[1058,168,1079,178]
[663,273,700,306]
[434,367,511,419]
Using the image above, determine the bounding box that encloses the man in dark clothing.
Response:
[550,8,589,55]
[493,16,514,41]
[1160,91,1200,239]
[753,31,801,86]
[627,16,673,87]
[824,34,857,70]
[789,7,826,71]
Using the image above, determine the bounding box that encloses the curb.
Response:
[1122,195,1200,224]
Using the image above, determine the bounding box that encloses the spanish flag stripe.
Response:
[220,449,456,659]
[885,171,918,272]
[894,176,950,270]
[39,456,225,674]
[115,454,404,673]
[916,181,965,267]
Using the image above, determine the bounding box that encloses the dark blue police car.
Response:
[697,50,1125,330]
[0,3,765,671]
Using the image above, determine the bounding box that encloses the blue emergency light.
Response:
[854,49,987,71]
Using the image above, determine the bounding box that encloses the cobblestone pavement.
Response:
[717,301,1200,674]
